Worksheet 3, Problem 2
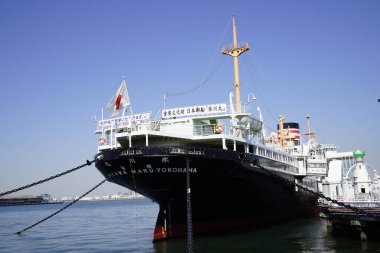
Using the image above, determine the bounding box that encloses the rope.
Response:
[165,18,231,98]
[0,154,103,197]
[186,157,194,253]
[129,161,139,241]
[258,164,380,219]
[16,179,107,235]
[242,56,278,125]
[165,57,223,97]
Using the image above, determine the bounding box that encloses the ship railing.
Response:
[224,102,251,115]
[194,124,215,136]
[193,122,237,136]
[158,121,193,135]
[98,121,155,150]
[332,201,380,208]
[221,42,249,52]
[228,102,251,114]
[192,125,299,169]
[244,142,299,171]
[283,147,304,156]
[194,123,221,136]
[320,144,337,152]
[149,120,161,131]
[329,195,380,208]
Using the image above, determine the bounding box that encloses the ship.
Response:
[0,194,60,206]
[318,150,380,240]
[94,17,345,241]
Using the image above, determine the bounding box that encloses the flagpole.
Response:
[124,76,133,116]
[130,106,134,115]
[122,106,129,117]
[108,77,133,118]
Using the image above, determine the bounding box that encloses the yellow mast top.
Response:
[222,16,250,113]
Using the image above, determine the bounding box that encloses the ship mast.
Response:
[305,112,316,141]
[222,16,249,113]
[278,115,286,148]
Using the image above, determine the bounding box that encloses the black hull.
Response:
[95,146,318,241]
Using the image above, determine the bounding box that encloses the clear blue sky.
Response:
[1,0,379,198]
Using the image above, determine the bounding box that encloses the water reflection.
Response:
[153,218,380,253]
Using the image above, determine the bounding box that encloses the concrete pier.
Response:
[320,205,380,240]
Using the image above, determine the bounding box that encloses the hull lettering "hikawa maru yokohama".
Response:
[93,17,348,241]
[107,167,197,177]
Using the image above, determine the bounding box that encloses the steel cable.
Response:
[258,164,380,219]
[0,154,103,197]
[16,179,107,235]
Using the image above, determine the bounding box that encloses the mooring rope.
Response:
[0,154,103,197]
[129,160,139,241]
[16,179,107,235]
[258,164,380,219]
[186,157,194,253]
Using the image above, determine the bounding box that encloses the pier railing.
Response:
[325,197,380,208]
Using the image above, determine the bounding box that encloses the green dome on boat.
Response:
[353,149,365,159]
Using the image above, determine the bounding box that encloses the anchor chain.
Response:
[257,164,380,219]
[0,153,103,197]
[16,179,107,235]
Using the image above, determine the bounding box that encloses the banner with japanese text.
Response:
[161,103,227,119]
[98,113,150,128]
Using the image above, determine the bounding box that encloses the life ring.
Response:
[215,124,224,134]
[99,137,105,145]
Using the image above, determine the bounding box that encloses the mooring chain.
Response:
[16,179,107,235]
[257,164,380,219]
[0,153,103,197]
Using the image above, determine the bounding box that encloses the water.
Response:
[1,199,380,253]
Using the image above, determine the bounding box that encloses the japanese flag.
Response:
[107,79,131,117]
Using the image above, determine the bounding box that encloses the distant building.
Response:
[60,191,144,202]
